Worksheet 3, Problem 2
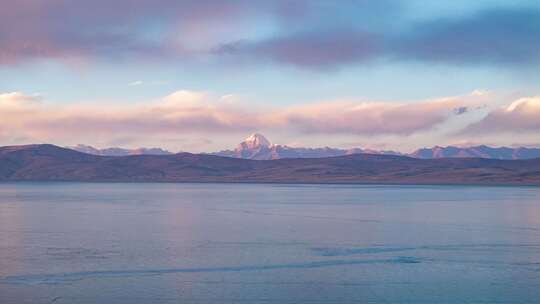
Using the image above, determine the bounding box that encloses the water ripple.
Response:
[0,256,420,285]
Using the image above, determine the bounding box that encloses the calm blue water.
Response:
[1,183,540,303]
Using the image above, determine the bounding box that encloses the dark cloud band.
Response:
[0,2,538,69]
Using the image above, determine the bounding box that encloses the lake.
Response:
[1,183,540,303]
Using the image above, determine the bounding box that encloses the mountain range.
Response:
[68,133,540,160]
[70,144,172,156]
[409,145,540,160]
[1,144,539,185]
[211,133,540,160]
[210,133,400,160]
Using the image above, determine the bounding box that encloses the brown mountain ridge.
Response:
[1,144,539,185]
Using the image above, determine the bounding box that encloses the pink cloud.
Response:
[0,92,41,104]
[0,91,260,144]
[1,2,539,70]
[461,96,540,134]
[272,93,486,135]
[0,90,488,147]
[0,1,254,65]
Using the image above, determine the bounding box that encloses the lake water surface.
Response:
[1,183,540,303]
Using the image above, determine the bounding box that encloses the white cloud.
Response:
[462,96,540,134]
[0,90,507,147]
[0,92,42,107]
[128,80,144,86]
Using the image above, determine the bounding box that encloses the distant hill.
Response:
[212,133,540,161]
[0,144,539,185]
[68,134,540,161]
[70,144,172,156]
[211,133,401,160]
[410,145,540,160]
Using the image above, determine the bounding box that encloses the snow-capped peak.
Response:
[242,133,271,149]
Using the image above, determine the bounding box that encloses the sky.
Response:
[0,0,539,153]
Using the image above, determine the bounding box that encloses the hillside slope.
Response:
[0,144,539,185]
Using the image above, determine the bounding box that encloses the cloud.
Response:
[0,0,257,65]
[218,30,379,69]
[217,6,540,69]
[462,96,540,134]
[128,81,143,86]
[471,89,489,96]
[0,91,261,145]
[0,92,42,108]
[394,8,540,66]
[161,90,208,106]
[1,2,538,70]
[274,94,482,135]
[0,90,489,147]
[453,107,469,115]
[128,80,169,87]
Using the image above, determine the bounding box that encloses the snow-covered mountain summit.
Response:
[212,133,400,160]
[239,133,272,149]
